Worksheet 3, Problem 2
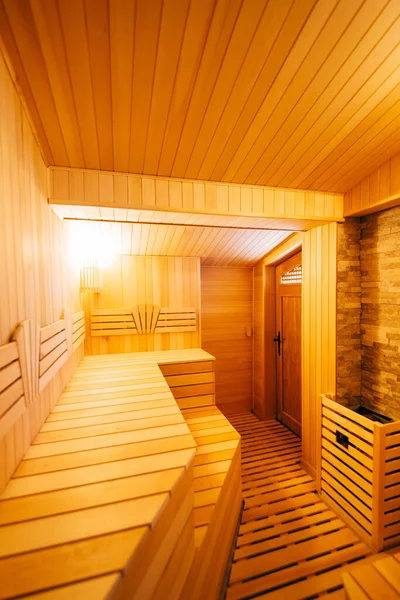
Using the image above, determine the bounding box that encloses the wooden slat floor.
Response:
[225,412,375,600]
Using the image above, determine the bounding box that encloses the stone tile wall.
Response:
[336,219,361,407]
[360,206,400,420]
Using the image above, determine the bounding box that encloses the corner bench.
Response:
[0,349,241,600]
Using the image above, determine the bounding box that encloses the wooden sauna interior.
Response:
[1,1,400,599]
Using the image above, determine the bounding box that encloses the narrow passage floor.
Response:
[225,412,374,600]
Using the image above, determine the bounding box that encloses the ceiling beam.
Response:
[49,167,343,232]
[344,151,400,217]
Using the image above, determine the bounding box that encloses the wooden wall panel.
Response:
[201,267,253,413]
[0,50,81,492]
[302,223,337,481]
[85,256,200,355]
[252,234,302,420]
[344,151,400,216]
[252,225,336,481]
[50,167,344,227]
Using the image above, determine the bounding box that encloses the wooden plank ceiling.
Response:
[1,0,400,194]
[65,217,292,267]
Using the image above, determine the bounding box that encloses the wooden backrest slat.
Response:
[39,341,68,378]
[72,318,85,333]
[72,324,85,343]
[0,337,24,439]
[0,379,24,415]
[72,310,85,324]
[0,342,19,367]
[90,307,197,337]
[40,320,65,344]
[40,330,67,360]
[0,360,21,395]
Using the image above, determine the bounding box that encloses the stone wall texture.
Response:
[336,206,400,420]
[360,206,400,420]
[336,219,361,406]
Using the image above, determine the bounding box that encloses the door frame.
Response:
[275,252,302,436]
[257,235,302,422]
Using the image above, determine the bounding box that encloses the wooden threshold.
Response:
[224,412,374,600]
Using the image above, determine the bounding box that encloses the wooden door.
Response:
[275,253,302,437]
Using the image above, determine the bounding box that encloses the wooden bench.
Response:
[181,405,242,600]
[0,348,240,600]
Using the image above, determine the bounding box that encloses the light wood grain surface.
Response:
[0,349,224,599]
[0,49,81,493]
[1,1,399,193]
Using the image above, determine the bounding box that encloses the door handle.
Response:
[273,331,281,356]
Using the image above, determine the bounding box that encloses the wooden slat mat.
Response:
[225,412,374,600]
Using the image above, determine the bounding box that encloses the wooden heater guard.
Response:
[320,394,400,551]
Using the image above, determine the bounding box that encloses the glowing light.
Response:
[67,221,117,269]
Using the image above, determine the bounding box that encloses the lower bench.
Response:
[181,405,242,600]
[0,350,240,600]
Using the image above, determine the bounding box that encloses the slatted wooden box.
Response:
[320,394,400,551]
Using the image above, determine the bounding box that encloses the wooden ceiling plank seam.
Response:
[181,225,207,256]
[313,90,400,191]
[0,3,53,165]
[232,0,362,185]
[160,224,178,257]
[129,0,163,174]
[227,229,268,267]
[184,0,270,180]
[198,0,295,183]
[1,0,68,165]
[294,51,400,190]
[143,0,191,175]
[195,226,222,258]
[57,0,100,169]
[199,226,235,260]
[29,0,85,169]
[206,228,245,266]
[173,226,192,257]
[152,223,168,256]
[139,223,151,256]
[188,227,215,257]
[157,0,217,176]
[170,0,243,178]
[250,0,386,186]
[219,230,263,267]
[129,222,138,255]
[109,0,135,173]
[241,232,292,267]
[167,225,186,257]
[255,0,400,187]
[214,228,254,265]
[210,228,250,266]
[274,15,400,188]
[215,0,320,183]
[145,223,159,256]
[306,79,400,190]
[333,122,400,193]
[120,220,131,253]
[84,0,114,171]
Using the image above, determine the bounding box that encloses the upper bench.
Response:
[0,348,215,600]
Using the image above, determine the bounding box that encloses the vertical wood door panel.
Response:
[276,253,302,437]
[282,296,301,425]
